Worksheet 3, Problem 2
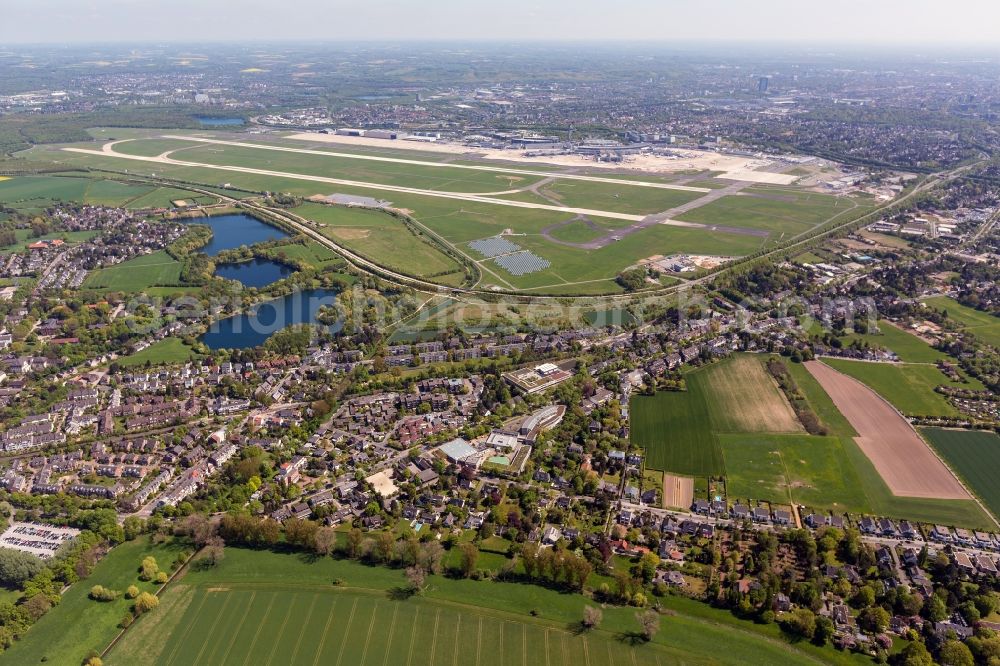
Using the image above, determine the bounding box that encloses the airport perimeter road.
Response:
[157,134,713,193]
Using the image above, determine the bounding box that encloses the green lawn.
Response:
[83,250,184,291]
[301,202,466,281]
[924,295,1000,348]
[719,433,870,513]
[106,547,860,666]
[1,536,188,665]
[822,359,968,417]
[630,390,723,476]
[0,175,91,209]
[676,192,868,244]
[923,428,1000,522]
[529,179,702,216]
[117,338,201,368]
[840,321,948,364]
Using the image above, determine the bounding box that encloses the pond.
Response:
[214,257,295,288]
[199,288,340,350]
[187,214,290,256]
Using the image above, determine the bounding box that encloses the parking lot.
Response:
[0,522,80,559]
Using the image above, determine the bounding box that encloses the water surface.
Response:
[186,214,289,256]
[200,288,340,349]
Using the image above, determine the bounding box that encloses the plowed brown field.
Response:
[805,361,969,499]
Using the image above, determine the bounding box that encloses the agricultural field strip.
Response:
[64,145,663,223]
[804,361,971,501]
[158,134,713,193]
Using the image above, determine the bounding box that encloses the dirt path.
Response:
[804,361,970,500]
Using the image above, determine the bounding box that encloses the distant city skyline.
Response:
[2,0,1000,47]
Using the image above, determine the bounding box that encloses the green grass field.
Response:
[924,295,1000,348]
[156,139,550,194]
[301,202,466,281]
[126,187,219,210]
[719,433,871,512]
[923,428,1000,521]
[784,362,992,527]
[526,180,702,215]
[81,179,157,206]
[630,389,723,476]
[822,359,969,417]
[105,547,857,666]
[0,175,91,209]
[266,240,343,269]
[1,536,187,665]
[83,250,184,291]
[840,321,948,363]
[118,338,201,368]
[629,355,807,477]
[675,192,868,245]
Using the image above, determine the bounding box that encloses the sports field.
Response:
[923,428,1000,521]
[83,250,184,292]
[104,547,846,666]
[924,295,1000,348]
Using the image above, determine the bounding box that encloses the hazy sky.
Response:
[2,0,999,46]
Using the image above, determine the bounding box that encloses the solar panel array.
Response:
[468,236,521,258]
[494,251,551,276]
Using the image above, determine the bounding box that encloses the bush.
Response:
[88,585,119,602]
[133,591,159,615]
[155,571,168,584]
[138,556,159,582]
[125,585,139,599]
